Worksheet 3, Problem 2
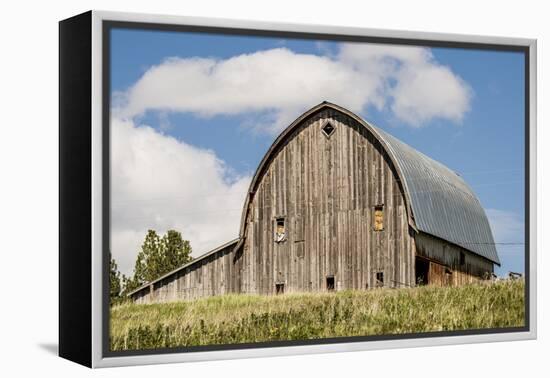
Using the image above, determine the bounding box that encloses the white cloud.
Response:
[111,118,251,276]
[115,44,472,132]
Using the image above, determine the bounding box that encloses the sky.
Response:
[109,28,526,278]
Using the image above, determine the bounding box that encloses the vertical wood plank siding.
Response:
[132,242,239,304]
[240,109,414,294]
[415,233,494,286]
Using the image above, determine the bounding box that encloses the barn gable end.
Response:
[238,106,415,294]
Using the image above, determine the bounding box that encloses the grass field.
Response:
[110,280,524,351]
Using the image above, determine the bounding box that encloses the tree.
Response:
[126,229,193,294]
[109,253,123,305]
[161,230,193,274]
[121,274,141,298]
[132,230,161,287]
[121,273,137,297]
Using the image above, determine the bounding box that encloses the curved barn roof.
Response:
[237,102,499,265]
[375,127,500,265]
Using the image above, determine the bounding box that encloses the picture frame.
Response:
[59,10,537,368]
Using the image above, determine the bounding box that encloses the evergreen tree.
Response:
[161,230,193,273]
[109,253,122,305]
[133,230,161,285]
[121,273,136,297]
[125,229,193,295]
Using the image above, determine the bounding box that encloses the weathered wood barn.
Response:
[128,102,500,304]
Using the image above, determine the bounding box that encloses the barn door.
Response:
[415,256,429,286]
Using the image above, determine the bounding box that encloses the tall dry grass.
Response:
[110,279,524,351]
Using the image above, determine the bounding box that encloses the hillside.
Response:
[110,280,524,351]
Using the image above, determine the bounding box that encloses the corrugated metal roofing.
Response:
[373,126,500,265]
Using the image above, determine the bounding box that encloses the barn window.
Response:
[374,205,384,231]
[276,283,285,295]
[321,121,335,138]
[459,251,466,266]
[376,271,384,287]
[274,217,286,243]
[326,276,335,291]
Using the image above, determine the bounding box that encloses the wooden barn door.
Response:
[415,256,452,287]
[415,256,429,286]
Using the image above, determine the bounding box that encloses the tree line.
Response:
[110,229,193,305]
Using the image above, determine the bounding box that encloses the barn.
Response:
[128,102,500,304]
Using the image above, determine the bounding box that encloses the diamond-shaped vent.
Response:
[322,122,335,138]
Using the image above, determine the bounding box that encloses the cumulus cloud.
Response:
[115,43,472,132]
[111,118,251,276]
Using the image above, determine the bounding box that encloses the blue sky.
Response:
[110,28,525,277]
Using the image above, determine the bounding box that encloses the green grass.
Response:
[110,280,525,351]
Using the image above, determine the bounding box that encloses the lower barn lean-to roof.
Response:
[127,238,239,297]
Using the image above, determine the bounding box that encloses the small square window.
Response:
[276,283,285,295]
[321,121,335,138]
